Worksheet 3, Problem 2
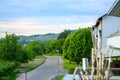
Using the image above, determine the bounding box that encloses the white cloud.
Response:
[0,16,95,38]
[0,0,116,38]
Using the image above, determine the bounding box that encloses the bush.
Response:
[62,28,92,65]
[68,67,75,74]
[57,75,64,80]
[0,60,18,77]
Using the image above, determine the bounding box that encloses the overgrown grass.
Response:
[63,59,80,74]
[16,55,46,72]
[63,59,79,69]
[57,75,64,80]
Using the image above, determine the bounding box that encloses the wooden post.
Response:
[106,47,113,80]
[90,27,96,80]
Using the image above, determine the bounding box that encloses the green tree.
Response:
[62,28,92,65]
[57,29,71,39]
[0,33,29,63]
[45,39,65,54]
[24,41,43,60]
[62,34,72,60]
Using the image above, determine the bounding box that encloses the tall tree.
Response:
[0,33,29,63]
[23,41,43,60]
[62,28,92,65]
[57,29,71,39]
[45,39,64,54]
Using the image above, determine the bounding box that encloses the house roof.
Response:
[93,14,107,27]
[93,0,120,28]
[108,0,120,17]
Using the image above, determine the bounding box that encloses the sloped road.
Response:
[17,56,67,80]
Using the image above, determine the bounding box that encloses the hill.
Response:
[19,33,59,44]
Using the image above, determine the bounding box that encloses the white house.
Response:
[93,15,120,49]
[107,31,120,49]
[93,0,120,57]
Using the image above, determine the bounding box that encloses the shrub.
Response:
[68,67,75,74]
[0,60,18,77]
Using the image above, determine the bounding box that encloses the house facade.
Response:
[93,0,120,48]
[93,0,120,57]
[102,15,120,48]
[107,31,120,49]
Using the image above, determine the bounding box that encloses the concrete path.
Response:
[17,56,67,80]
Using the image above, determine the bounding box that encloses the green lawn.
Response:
[63,59,79,69]
[57,75,64,80]
[63,59,80,74]
[16,55,46,72]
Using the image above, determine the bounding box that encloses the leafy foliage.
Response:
[57,29,71,40]
[0,33,29,63]
[0,33,45,79]
[0,60,17,78]
[62,28,92,64]
[45,39,65,54]
[23,41,43,60]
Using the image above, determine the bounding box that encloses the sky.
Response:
[0,0,115,38]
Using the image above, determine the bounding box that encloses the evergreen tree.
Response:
[62,28,92,65]
[57,29,71,39]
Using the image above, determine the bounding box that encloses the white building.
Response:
[93,0,120,57]
[94,14,120,49]
[107,31,120,49]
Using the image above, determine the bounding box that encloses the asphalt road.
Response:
[17,56,67,80]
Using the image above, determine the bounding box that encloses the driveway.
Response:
[17,56,67,80]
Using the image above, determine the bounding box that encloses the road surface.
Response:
[17,56,67,80]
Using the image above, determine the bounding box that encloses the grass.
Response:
[56,58,80,80]
[16,55,46,72]
[63,59,80,74]
[63,58,91,74]
[57,75,64,80]
[63,59,79,69]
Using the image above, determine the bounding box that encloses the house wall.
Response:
[97,21,102,49]
[107,35,120,48]
[102,16,120,48]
